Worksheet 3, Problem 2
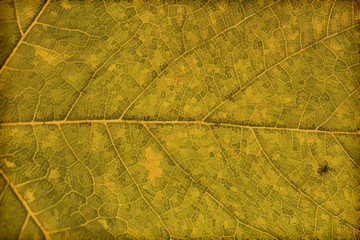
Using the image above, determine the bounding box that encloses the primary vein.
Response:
[0,119,358,135]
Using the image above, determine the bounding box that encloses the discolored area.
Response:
[0,0,359,239]
[0,0,22,66]
[0,0,45,66]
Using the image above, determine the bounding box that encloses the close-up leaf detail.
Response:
[0,0,359,239]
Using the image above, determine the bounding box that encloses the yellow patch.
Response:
[48,169,60,179]
[25,8,35,18]
[108,64,116,71]
[141,147,162,183]
[50,11,58,17]
[61,0,72,10]
[3,158,15,168]
[98,219,109,229]
[35,48,61,65]
[24,192,34,202]
[162,101,170,108]
[284,97,292,104]
[89,54,97,62]
[184,104,191,113]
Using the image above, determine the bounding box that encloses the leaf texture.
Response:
[0,0,359,239]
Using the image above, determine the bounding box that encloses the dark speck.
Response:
[317,161,333,176]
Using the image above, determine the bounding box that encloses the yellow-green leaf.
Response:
[0,0,359,239]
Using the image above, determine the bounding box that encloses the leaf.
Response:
[0,0,359,239]
[0,0,46,65]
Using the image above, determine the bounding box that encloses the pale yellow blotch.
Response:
[48,169,60,179]
[89,54,97,62]
[50,11,58,17]
[99,219,109,230]
[184,104,191,113]
[3,158,15,168]
[230,186,237,192]
[35,48,61,65]
[284,97,292,104]
[61,52,71,59]
[61,0,72,10]
[209,15,217,25]
[43,134,59,148]
[189,80,197,88]
[328,41,342,51]
[24,8,35,18]
[108,64,116,71]
[24,192,35,203]
[141,147,162,183]
[159,7,166,15]
[163,101,170,108]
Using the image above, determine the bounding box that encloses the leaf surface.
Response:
[0,0,360,239]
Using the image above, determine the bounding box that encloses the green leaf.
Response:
[0,0,359,239]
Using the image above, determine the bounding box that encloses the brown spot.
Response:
[141,147,162,183]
